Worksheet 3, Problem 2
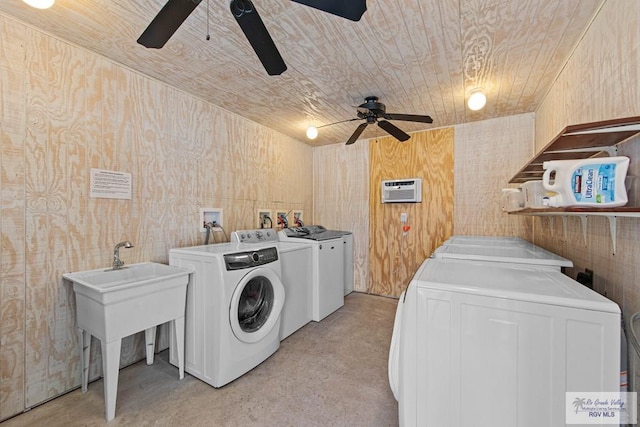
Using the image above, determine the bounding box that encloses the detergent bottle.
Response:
[542,156,630,207]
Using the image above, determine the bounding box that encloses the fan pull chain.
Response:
[206,0,210,40]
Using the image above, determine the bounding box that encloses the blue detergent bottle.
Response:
[542,156,630,207]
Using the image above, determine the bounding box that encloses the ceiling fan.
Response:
[137,0,367,76]
[342,96,434,145]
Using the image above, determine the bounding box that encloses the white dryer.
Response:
[168,243,284,388]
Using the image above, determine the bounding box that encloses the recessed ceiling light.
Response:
[22,0,54,9]
[467,90,487,111]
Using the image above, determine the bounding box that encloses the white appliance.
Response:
[389,258,620,427]
[442,235,530,246]
[382,178,422,203]
[278,226,344,321]
[340,231,354,295]
[168,243,284,387]
[231,229,313,340]
[432,235,573,271]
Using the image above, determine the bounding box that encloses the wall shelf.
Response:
[507,116,640,255]
[509,209,638,255]
[509,116,640,184]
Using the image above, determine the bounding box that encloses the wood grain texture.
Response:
[368,129,454,297]
[0,16,27,420]
[0,0,602,146]
[454,113,534,238]
[312,142,369,292]
[0,16,313,419]
[533,0,640,324]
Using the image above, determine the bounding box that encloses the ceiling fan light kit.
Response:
[137,0,366,76]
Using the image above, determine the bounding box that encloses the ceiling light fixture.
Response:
[467,90,487,111]
[305,117,366,141]
[306,126,318,140]
[22,0,54,8]
[22,0,54,9]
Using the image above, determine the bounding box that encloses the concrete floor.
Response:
[3,293,399,426]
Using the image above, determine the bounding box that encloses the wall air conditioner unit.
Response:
[381,178,422,203]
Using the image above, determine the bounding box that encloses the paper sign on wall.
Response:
[90,168,132,200]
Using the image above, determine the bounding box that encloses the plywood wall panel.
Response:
[533,0,640,345]
[454,114,534,238]
[0,16,27,419]
[535,0,639,151]
[369,129,454,297]
[313,142,369,293]
[0,14,314,419]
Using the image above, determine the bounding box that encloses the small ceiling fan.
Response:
[137,0,367,76]
[342,96,434,145]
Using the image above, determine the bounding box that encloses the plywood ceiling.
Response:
[0,0,603,146]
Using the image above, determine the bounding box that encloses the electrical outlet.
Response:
[400,212,408,223]
[576,268,594,289]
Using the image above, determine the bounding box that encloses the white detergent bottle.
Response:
[542,156,630,207]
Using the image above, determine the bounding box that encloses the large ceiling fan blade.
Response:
[137,0,203,49]
[346,122,369,145]
[378,120,410,142]
[384,113,433,123]
[231,0,287,76]
[291,0,367,21]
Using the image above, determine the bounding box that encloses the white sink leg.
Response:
[145,327,157,365]
[173,316,185,380]
[79,329,91,393]
[102,339,121,421]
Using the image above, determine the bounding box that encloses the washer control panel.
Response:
[224,247,278,270]
[230,228,278,243]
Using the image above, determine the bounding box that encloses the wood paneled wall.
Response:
[0,15,313,420]
[368,129,454,297]
[454,114,534,238]
[312,142,370,292]
[534,0,640,315]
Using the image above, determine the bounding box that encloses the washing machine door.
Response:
[229,267,285,344]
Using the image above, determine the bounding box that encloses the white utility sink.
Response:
[63,262,192,421]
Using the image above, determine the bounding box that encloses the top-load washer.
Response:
[389,257,620,427]
[431,235,573,271]
[442,235,530,247]
[231,229,313,340]
[278,226,344,321]
[280,225,353,295]
[168,242,284,388]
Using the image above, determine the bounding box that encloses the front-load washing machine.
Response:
[168,243,284,387]
[231,229,313,340]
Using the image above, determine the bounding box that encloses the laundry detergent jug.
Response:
[542,156,630,207]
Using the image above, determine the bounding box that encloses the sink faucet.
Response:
[112,241,134,270]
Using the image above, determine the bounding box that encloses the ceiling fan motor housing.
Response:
[360,96,386,115]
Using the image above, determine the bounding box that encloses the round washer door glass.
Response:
[239,276,273,332]
[230,267,284,343]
